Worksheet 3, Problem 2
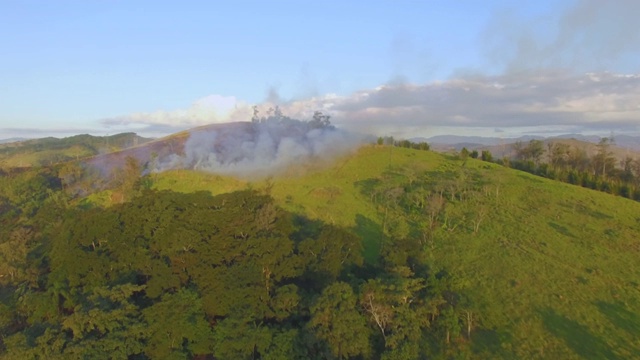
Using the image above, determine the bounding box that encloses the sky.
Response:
[1,0,639,139]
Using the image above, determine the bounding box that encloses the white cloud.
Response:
[101,95,253,130]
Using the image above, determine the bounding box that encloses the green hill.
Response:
[150,145,640,358]
[1,143,639,359]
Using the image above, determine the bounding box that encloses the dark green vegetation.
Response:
[1,140,640,359]
[376,136,431,151]
[0,133,152,169]
[466,138,640,201]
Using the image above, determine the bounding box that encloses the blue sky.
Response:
[1,0,639,139]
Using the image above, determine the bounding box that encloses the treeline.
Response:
[0,166,476,359]
[376,136,430,151]
[251,106,335,130]
[461,138,640,201]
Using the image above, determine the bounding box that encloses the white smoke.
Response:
[152,116,365,178]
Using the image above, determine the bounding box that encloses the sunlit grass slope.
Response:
[150,145,640,359]
[153,146,442,223]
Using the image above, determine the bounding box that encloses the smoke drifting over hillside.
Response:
[151,114,364,178]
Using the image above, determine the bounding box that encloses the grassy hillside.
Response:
[147,145,640,359]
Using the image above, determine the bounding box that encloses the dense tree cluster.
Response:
[376,137,430,151]
[251,106,334,131]
[490,139,640,200]
[0,161,472,359]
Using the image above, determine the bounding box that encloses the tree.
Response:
[383,136,394,146]
[620,156,635,183]
[481,150,493,162]
[0,233,29,285]
[512,141,524,160]
[212,316,273,359]
[360,269,430,358]
[298,225,363,287]
[143,289,214,359]
[310,111,332,129]
[108,156,142,200]
[471,202,488,234]
[310,282,370,359]
[360,280,393,344]
[57,162,84,193]
[460,147,469,161]
[60,284,148,358]
[549,142,571,170]
[526,140,545,165]
[123,156,142,191]
[438,307,461,345]
[593,137,616,178]
[568,146,590,172]
[513,140,544,164]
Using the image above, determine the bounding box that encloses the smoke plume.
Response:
[151,111,364,178]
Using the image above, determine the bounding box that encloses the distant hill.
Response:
[607,134,640,150]
[0,132,153,168]
[417,134,640,166]
[416,134,640,151]
[0,137,29,144]
[418,134,544,147]
[460,138,640,167]
[85,123,245,176]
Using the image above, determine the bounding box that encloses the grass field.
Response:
[132,144,640,358]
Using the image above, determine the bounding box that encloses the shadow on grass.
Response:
[548,222,576,238]
[354,214,382,264]
[540,308,620,360]
[595,301,640,337]
[471,328,510,356]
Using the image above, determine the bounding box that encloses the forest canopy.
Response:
[0,186,461,359]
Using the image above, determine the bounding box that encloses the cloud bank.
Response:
[100,71,640,139]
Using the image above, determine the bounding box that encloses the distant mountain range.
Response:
[413,134,640,151]
[0,137,29,144]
